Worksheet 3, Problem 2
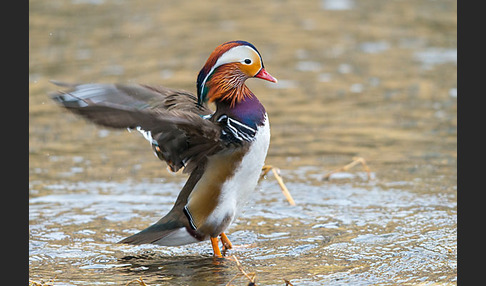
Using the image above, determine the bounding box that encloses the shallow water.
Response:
[30,0,456,284]
[29,176,456,285]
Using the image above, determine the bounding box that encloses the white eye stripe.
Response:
[200,46,261,96]
[216,46,260,68]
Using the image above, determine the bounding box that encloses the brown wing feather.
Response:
[118,167,206,245]
[49,82,221,173]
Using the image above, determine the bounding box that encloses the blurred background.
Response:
[29,0,456,285]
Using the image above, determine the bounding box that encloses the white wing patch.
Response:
[127,126,161,159]
[127,126,156,145]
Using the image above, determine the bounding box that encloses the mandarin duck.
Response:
[50,40,278,257]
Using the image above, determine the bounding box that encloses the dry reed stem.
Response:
[271,167,296,206]
[283,279,294,285]
[29,276,57,286]
[225,255,257,286]
[125,277,148,286]
[260,165,296,206]
[322,156,371,181]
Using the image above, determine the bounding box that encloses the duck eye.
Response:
[244,58,252,64]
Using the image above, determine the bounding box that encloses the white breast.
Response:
[206,114,271,229]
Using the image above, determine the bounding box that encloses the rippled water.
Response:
[29,175,456,285]
[30,0,456,284]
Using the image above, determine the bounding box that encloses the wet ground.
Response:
[29,0,456,285]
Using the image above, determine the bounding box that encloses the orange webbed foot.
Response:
[210,237,222,258]
[220,232,233,251]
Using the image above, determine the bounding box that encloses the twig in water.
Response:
[225,255,257,286]
[322,156,371,181]
[125,277,148,286]
[284,279,294,285]
[29,276,57,286]
[260,165,296,206]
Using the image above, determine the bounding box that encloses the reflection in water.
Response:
[119,254,231,285]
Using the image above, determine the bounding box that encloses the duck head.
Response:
[197,41,277,107]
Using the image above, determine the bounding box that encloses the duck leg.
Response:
[220,232,233,251]
[210,237,222,258]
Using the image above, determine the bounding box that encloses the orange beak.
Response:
[255,68,278,83]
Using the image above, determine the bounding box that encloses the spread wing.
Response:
[49,82,222,173]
